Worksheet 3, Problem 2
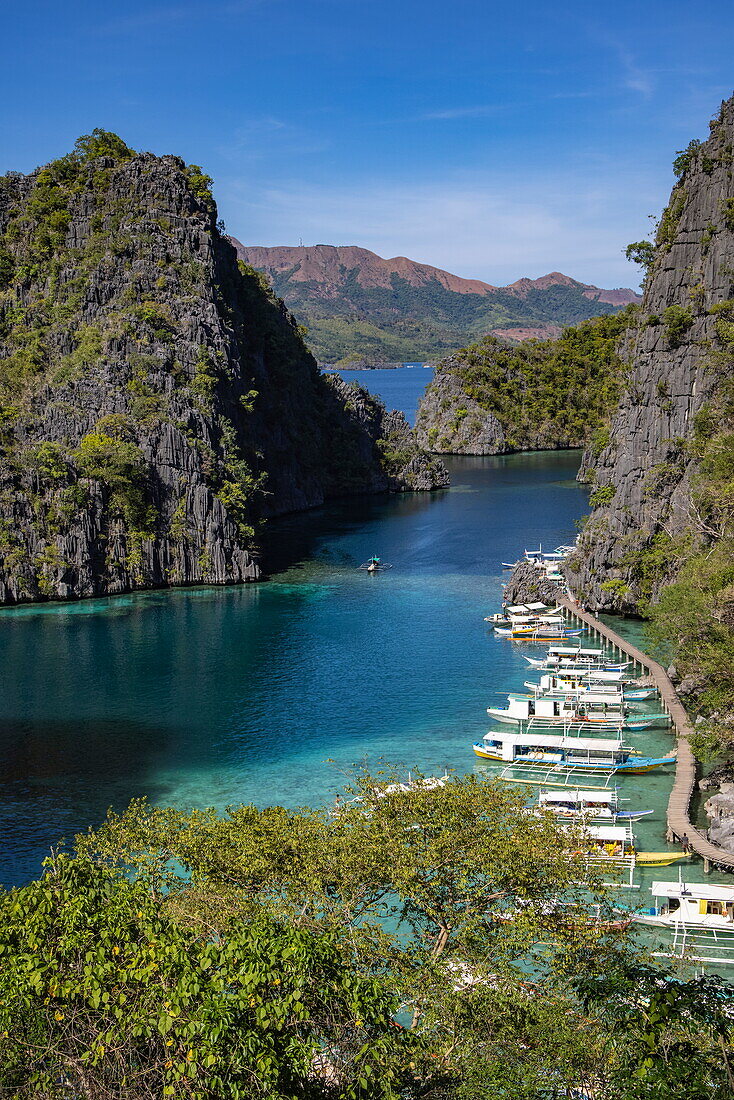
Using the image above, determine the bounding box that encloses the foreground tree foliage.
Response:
[0,772,732,1097]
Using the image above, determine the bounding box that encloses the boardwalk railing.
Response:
[559,598,734,874]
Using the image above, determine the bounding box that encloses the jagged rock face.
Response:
[502,560,565,606]
[574,96,734,611]
[414,366,508,454]
[0,137,446,604]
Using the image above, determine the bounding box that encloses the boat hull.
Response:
[472,745,675,773]
[634,852,688,866]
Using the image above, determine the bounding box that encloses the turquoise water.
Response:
[0,447,589,886]
[0,364,725,926]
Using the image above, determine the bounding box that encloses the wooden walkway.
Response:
[559,598,734,873]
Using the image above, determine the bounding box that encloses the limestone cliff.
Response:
[414,313,628,455]
[572,96,734,611]
[0,131,447,604]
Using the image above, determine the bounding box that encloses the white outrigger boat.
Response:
[636,880,734,930]
[486,695,663,731]
[537,788,653,822]
[472,729,675,774]
[523,645,630,673]
[634,880,734,964]
[523,672,656,703]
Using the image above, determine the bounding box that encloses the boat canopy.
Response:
[585,825,631,842]
[485,732,627,752]
[651,881,734,902]
[540,790,617,806]
[547,646,606,657]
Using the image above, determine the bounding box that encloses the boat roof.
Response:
[540,790,616,805]
[506,602,555,614]
[548,670,625,681]
[485,731,625,751]
[548,646,605,657]
[585,825,630,841]
[651,881,734,902]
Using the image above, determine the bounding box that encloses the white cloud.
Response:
[421,105,506,121]
[219,166,663,289]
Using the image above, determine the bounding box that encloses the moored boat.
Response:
[486,695,662,731]
[472,729,675,773]
[634,880,734,930]
[522,673,656,702]
[537,788,653,822]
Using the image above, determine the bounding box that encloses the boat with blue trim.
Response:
[472,729,675,773]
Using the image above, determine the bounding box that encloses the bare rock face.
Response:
[704,786,734,850]
[0,134,447,605]
[414,365,508,454]
[573,96,734,610]
[502,560,565,606]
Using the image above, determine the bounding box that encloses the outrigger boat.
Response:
[523,672,656,702]
[472,729,675,773]
[537,788,653,822]
[494,624,586,641]
[486,695,663,731]
[360,555,392,573]
[635,880,734,930]
[487,608,565,630]
[522,646,630,672]
[631,878,734,965]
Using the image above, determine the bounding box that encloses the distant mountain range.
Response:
[229,242,641,364]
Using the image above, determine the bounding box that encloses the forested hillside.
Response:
[231,243,640,364]
[0,132,446,604]
[414,310,632,454]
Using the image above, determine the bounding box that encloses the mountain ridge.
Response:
[230,241,641,364]
[232,243,638,304]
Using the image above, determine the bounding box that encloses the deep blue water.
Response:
[335,365,434,424]
[0,440,591,886]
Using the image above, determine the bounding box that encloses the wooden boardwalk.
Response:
[559,598,734,873]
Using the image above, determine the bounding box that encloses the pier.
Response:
[560,598,734,874]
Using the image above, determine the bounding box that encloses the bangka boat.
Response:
[485,603,561,624]
[494,625,586,641]
[523,673,656,702]
[360,555,392,572]
[634,880,734,931]
[522,645,631,672]
[486,695,661,731]
[537,788,653,822]
[472,729,674,773]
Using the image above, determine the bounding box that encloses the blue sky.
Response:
[2,0,732,287]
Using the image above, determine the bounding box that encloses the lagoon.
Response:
[0,440,588,885]
[0,367,697,895]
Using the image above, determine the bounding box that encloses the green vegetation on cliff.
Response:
[575,95,734,767]
[416,309,635,454]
